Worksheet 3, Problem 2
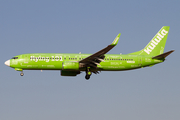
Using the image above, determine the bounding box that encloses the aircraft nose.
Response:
[4,60,10,66]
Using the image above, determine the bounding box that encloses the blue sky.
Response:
[1,0,180,120]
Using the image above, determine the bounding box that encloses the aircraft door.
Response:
[138,57,142,66]
[24,55,29,64]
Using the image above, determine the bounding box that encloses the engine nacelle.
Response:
[62,61,79,70]
[61,70,80,76]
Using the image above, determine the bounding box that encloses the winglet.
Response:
[111,33,121,46]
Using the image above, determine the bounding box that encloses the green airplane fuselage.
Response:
[9,53,163,71]
[5,26,174,79]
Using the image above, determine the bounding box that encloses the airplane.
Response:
[4,26,174,80]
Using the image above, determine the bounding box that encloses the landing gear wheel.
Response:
[20,72,24,76]
[85,75,90,80]
[85,67,92,80]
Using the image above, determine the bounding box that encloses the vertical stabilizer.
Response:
[129,26,170,56]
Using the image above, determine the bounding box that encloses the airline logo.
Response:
[144,29,168,54]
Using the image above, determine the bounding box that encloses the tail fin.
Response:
[129,26,170,56]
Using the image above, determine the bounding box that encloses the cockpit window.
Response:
[12,57,18,59]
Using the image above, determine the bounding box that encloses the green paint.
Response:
[15,68,23,71]
[88,72,91,75]
[129,26,170,56]
[5,26,174,79]
[111,33,121,46]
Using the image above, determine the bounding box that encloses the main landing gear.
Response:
[20,71,24,76]
[85,68,92,80]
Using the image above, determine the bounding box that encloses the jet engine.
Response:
[62,61,79,70]
[61,70,80,76]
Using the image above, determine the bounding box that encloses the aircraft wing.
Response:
[79,33,121,68]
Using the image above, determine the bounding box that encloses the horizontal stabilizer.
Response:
[152,50,174,59]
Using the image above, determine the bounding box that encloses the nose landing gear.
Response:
[20,71,24,76]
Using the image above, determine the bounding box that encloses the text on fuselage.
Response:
[30,56,63,62]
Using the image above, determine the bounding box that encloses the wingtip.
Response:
[111,33,121,46]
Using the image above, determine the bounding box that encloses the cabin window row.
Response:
[104,58,133,61]
[69,58,85,60]
[30,57,133,61]
[30,57,85,60]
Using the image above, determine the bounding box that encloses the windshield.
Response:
[12,57,18,59]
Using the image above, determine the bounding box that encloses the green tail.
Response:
[129,26,170,56]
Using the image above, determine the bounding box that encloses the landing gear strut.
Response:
[20,71,24,76]
[85,68,92,80]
